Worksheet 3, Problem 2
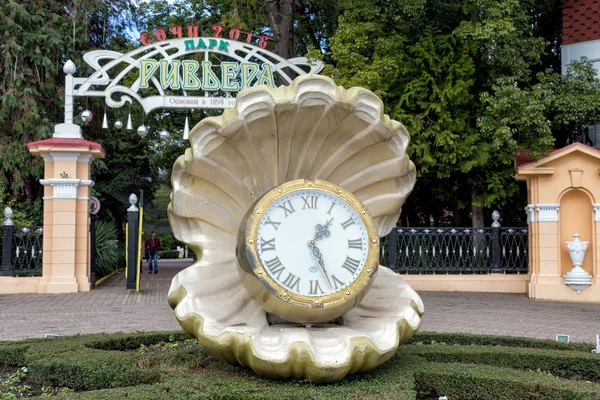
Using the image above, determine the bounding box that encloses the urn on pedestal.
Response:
[563,233,592,294]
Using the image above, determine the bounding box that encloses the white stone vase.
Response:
[563,233,592,294]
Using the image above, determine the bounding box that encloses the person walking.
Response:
[145,231,161,274]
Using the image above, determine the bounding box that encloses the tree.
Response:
[0,0,135,204]
[325,0,577,227]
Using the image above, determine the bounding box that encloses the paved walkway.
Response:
[1,262,599,343]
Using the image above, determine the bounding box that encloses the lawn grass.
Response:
[0,331,599,399]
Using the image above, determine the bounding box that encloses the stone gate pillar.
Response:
[27,126,105,293]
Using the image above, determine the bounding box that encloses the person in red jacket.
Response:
[145,231,161,274]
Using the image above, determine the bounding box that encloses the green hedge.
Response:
[410,331,595,352]
[158,250,180,259]
[404,343,600,382]
[56,354,420,400]
[1,331,599,398]
[86,332,191,351]
[0,343,27,366]
[0,333,177,390]
[415,362,600,400]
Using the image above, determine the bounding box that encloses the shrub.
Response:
[415,362,600,400]
[28,357,160,390]
[0,344,27,366]
[158,250,180,259]
[410,332,594,352]
[0,331,598,398]
[404,343,600,382]
[94,221,122,278]
[86,332,191,351]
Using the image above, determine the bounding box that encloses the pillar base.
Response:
[528,280,600,301]
[38,278,79,293]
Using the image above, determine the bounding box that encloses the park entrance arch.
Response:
[9,29,323,294]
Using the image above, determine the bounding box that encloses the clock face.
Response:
[255,188,369,297]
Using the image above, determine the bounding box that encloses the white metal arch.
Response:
[63,38,324,118]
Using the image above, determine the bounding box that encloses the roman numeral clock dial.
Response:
[236,179,380,324]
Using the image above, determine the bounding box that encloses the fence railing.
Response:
[381,214,528,274]
[0,207,43,277]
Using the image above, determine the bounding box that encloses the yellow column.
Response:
[28,138,105,293]
[595,204,600,285]
[534,204,561,298]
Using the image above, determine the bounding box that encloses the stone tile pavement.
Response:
[0,260,184,341]
[1,262,599,343]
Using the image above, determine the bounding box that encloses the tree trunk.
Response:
[471,185,484,228]
[265,0,294,59]
[452,202,463,226]
[452,182,464,226]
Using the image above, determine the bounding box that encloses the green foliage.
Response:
[1,367,32,398]
[0,334,163,391]
[0,189,40,226]
[456,0,547,83]
[1,331,600,399]
[86,332,190,351]
[0,346,27,368]
[94,221,122,278]
[393,30,480,179]
[158,250,181,259]
[0,0,135,204]
[410,332,595,352]
[415,362,600,400]
[407,344,600,382]
[323,0,600,226]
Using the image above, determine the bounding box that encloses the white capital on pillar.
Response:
[524,205,536,224]
[39,179,94,200]
[536,204,559,222]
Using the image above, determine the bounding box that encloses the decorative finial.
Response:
[128,193,139,212]
[3,207,13,226]
[63,60,77,75]
[491,210,500,227]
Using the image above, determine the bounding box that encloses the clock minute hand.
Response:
[308,239,333,289]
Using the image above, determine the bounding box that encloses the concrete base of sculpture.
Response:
[169,267,422,383]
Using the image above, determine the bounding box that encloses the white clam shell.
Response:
[168,74,422,383]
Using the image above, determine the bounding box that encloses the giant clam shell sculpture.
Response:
[168,74,424,383]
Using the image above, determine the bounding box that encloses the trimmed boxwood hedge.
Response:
[415,362,600,400]
[86,332,191,351]
[410,331,595,352]
[0,344,27,367]
[1,330,599,399]
[404,343,600,382]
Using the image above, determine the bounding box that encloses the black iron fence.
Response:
[381,226,528,274]
[0,218,43,277]
[12,226,44,276]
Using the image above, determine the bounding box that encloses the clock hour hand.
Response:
[308,239,333,289]
[314,218,333,241]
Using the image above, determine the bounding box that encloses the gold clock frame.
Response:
[236,178,380,324]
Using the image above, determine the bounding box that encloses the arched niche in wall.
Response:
[558,188,595,277]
